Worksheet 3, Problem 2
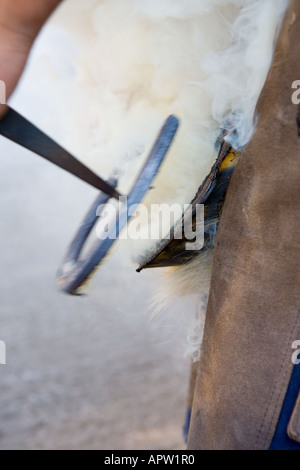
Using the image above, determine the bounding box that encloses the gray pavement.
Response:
[0,135,196,450]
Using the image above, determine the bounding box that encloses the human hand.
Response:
[0,0,62,118]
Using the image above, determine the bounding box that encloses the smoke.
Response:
[52,0,288,191]
[203,0,289,148]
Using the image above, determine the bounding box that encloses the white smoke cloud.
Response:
[21,0,288,274]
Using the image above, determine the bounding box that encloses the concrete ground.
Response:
[0,19,199,450]
[0,126,197,450]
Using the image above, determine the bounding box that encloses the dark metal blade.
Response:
[0,107,122,200]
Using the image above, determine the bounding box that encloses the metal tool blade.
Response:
[0,107,122,200]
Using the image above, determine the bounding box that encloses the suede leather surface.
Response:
[188,0,300,450]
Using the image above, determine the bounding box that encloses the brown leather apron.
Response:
[188,0,300,450]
